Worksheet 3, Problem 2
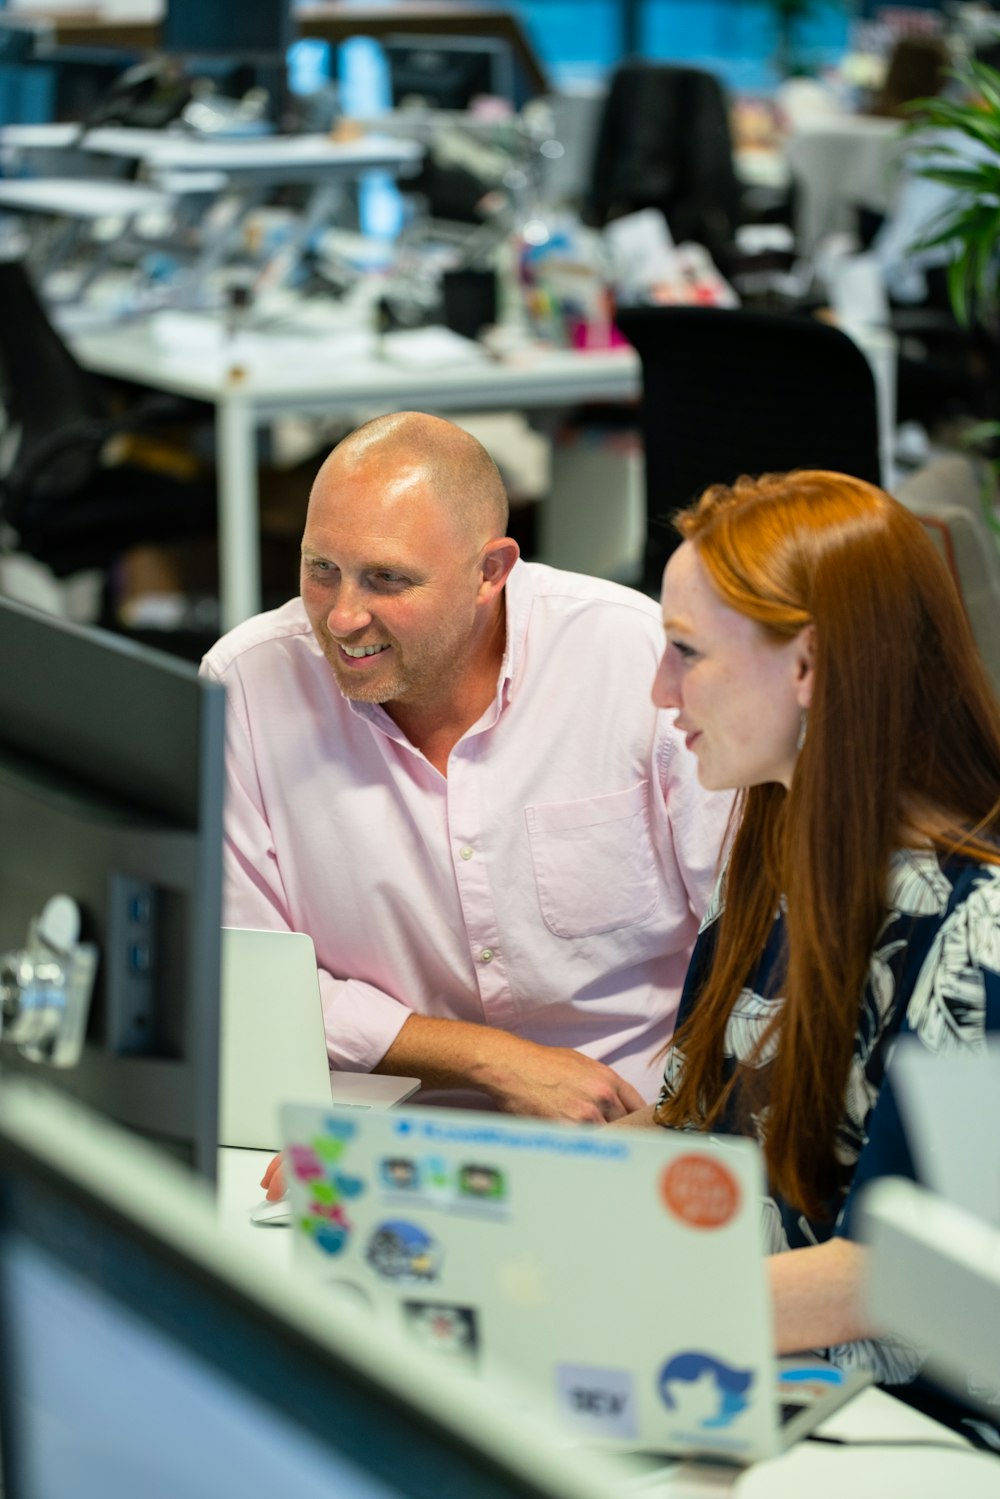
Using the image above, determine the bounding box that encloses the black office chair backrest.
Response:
[583,61,743,262]
[0,256,108,501]
[615,304,883,594]
[0,256,215,579]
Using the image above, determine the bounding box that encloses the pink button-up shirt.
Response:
[201,561,731,1103]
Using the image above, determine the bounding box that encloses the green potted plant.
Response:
[908,58,1000,540]
[908,57,1000,328]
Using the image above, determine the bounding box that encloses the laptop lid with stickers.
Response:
[280,1105,867,1465]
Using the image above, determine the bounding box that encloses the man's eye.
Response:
[372,572,408,588]
[671,640,697,661]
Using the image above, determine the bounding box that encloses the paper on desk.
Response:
[380,326,489,369]
[148,312,373,373]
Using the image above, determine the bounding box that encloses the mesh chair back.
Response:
[615,304,883,593]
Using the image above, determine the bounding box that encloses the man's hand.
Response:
[379,1015,647,1122]
[485,1041,646,1122]
[260,1152,286,1201]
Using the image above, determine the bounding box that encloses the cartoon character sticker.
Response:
[458,1163,506,1200]
[366,1220,442,1282]
[658,1352,754,1429]
[402,1301,479,1365]
[380,1156,420,1191]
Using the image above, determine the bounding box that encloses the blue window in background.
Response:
[509,0,851,90]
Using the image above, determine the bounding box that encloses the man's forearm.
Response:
[377,1014,522,1093]
[377,1014,647,1121]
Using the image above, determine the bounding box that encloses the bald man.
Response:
[202,412,730,1128]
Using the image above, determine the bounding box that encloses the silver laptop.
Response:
[279,1104,870,1465]
[219,927,420,1150]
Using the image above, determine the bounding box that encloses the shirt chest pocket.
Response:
[525,781,659,938]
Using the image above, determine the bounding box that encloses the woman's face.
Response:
[652,542,813,793]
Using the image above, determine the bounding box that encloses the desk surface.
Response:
[70,311,642,412]
[0,123,424,178]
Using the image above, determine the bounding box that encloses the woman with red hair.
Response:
[623,470,1000,1419]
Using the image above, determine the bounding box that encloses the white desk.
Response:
[70,312,642,630]
[0,124,424,183]
[0,176,176,217]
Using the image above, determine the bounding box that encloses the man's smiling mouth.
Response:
[340,644,391,658]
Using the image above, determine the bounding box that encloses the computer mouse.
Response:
[248,1195,293,1228]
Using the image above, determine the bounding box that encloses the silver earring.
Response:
[796,710,808,752]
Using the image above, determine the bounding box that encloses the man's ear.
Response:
[478,538,520,601]
[794,623,816,710]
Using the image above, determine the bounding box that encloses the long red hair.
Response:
[657,471,1000,1218]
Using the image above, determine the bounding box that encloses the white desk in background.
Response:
[212,1148,1000,1499]
[0,123,425,182]
[784,116,907,256]
[0,125,425,302]
[68,312,643,631]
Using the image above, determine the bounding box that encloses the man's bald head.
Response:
[312,412,509,544]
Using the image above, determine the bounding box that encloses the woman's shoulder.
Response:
[893,850,1000,1045]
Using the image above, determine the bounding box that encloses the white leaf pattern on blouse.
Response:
[906,876,1000,1051]
[886,848,952,916]
[724,986,782,1067]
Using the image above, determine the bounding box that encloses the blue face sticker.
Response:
[658,1352,754,1429]
[365,1220,442,1282]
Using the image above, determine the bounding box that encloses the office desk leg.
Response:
[217,392,262,633]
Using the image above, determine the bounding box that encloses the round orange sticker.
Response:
[660,1153,740,1230]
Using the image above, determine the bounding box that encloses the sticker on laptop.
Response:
[457,1162,507,1202]
[778,1361,845,1400]
[556,1365,638,1440]
[660,1152,741,1230]
[658,1351,755,1435]
[289,1127,367,1254]
[402,1301,479,1365]
[377,1154,509,1219]
[365,1220,443,1282]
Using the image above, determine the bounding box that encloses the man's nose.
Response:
[326,582,372,635]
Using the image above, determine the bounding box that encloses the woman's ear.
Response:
[794,624,816,710]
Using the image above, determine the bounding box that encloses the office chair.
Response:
[582,61,745,271]
[0,258,214,582]
[614,304,883,594]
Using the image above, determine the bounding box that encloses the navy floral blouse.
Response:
[657,849,1000,1391]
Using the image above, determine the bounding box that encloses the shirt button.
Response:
[480,948,494,964]
[459,846,474,861]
